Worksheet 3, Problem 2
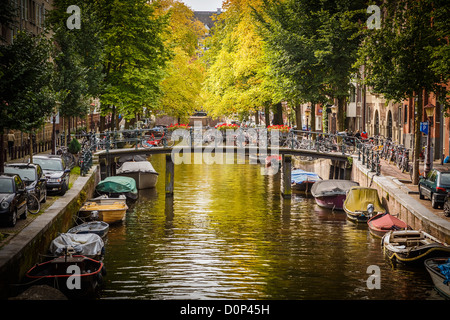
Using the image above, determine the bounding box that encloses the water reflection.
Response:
[101,154,442,300]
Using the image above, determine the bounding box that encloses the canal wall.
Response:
[0,166,100,299]
[350,157,450,244]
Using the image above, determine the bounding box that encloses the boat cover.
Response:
[311,180,359,197]
[118,154,147,164]
[344,187,385,213]
[49,233,104,257]
[96,176,138,194]
[438,258,450,284]
[369,213,408,230]
[116,161,158,174]
[291,169,321,184]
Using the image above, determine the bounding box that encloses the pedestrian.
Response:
[7,130,15,159]
[354,129,361,140]
[361,130,368,140]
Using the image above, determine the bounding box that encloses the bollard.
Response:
[281,154,292,199]
[165,154,174,197]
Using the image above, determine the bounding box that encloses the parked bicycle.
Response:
[56,146,75,169]
[26,191,40,214]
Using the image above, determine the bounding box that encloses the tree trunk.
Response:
[264,104,270,126]
[272,102,283,125]
[336,97,346,132]
[100,115,105,132]
[0,129,4,173]
[412,90,423,184]
[294,104,302,131]
[29,130,34,164]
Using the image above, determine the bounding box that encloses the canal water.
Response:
[100,154,443,300]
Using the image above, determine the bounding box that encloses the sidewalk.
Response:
[378,157,450,223]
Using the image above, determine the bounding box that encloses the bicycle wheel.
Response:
[27,193,40,214]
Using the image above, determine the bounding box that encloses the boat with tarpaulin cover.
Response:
[311,179,359,210]
[343,186,385,222]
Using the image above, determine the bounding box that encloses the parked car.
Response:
[0,173,28,226]
[31,155,70,195]
[418,167,450,209]
[4,163,47,204]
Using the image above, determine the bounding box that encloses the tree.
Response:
[201,0,279,121]
[155,0,207,122]
[0,31,58,170]
[93,0,170,128]
[48,0,105,140]
[356,0,448,184]
[256,0,366,131]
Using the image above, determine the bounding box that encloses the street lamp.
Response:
[424,103,435,177]
[305,106,311,131]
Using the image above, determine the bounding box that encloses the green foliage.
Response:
[48,0,105,119]
[68,138,81,154]
[0,31,57,133]
[94,0,171,119]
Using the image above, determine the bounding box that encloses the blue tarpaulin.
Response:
[291,169,321,184]
[438,258,450,284]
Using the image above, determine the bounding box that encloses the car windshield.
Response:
[0,179,13,193]
[4,167,36,182]
[33,158,63,171]
[440,173,450,186]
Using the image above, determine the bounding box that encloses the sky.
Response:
[180,0,224,11]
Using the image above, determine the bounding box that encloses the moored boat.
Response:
[116,161,159,189]
[382,230,450,265]
[89,194,127,205]
[49,233,105,260]
[95,176,138,201]
[343,186,385,223]
[367,212,410,238]
[79,201,128,224]
[25,254,104,299]
[68,221,109,240]
[291,169,322,194]
[311,179,359,210]
[424,257,450,299]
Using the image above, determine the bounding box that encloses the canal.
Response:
[100,154,443,300]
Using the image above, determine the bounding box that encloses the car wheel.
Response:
[444,201,450,217]
[60,182,67,196]
[20,205,27,220]
[419,186,424,199]
[9,209,17,227]
[431,193,439,209]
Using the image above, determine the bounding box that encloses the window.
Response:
[439,173,450,186]
[0,179,14,193]
[404,105,408,124]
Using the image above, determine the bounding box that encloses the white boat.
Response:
[116,161,159,189]
[424,257,450,299]
[89,194,127,205]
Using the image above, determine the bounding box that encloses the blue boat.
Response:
[291,169,322,193]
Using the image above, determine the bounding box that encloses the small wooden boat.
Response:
[367,213,410,238]
[79,201,128,224]
[311,179,359,210]
[343,186,385,223]
[88,194,127,206]
[116,161,159,189]
[25,253,104,299]
[424,257,450,299]
[95,176,138,201]
[68,221,109,240]
[382,230,450,265]
[291,169,322,193]
[49,233,105,260]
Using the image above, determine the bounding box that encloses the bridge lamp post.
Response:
[305,106,311,131]
[424,103,435,177]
